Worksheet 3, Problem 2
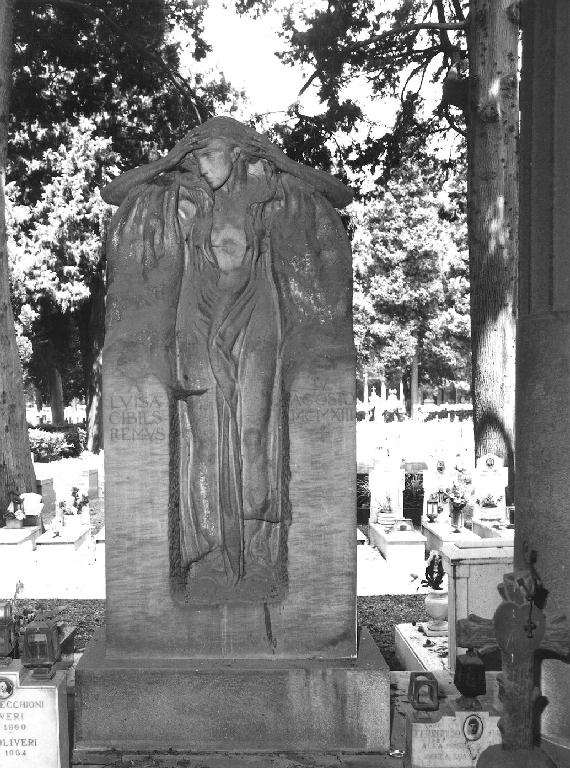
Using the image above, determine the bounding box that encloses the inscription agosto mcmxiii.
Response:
[289,390,356,425]
[108,393,166,442]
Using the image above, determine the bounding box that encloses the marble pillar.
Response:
[516,1,570,759]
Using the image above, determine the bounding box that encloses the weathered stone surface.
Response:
[101,116,356,660]
[74,628,389,756]
[75,117,386,762]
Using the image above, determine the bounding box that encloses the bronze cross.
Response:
[457,565,570,758]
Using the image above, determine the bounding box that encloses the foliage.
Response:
[58,486,89,516]
[243,0,467,186]
[28,425,86,462]
[6,1,234,417]
[7,118,115,403]
[351,157,470,388]
[422,550,445,590]
[4,492,25,521]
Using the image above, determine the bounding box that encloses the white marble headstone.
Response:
[472,453,508,521]
[0,661,68,768]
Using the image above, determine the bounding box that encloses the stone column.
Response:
[516,1,570,757]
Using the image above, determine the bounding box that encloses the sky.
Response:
[178,1,453,170]
[183,0,313,117]
[181,0,400,126]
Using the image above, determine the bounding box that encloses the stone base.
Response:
[73,628,390,761]
[72,753,392,767]
[423,621,448,637]
[394,624,448,672]
[368,522,426,578]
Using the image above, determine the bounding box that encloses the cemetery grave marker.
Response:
[457,552,570,768]
[0,660,69,768]
[73,116,389,762]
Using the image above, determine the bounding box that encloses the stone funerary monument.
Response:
[73,117,388,762]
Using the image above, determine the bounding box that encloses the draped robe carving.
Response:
[105,143,352,606]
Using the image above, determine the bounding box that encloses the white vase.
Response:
[424,590,448,636]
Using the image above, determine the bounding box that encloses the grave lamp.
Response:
[426,494,439,522]
[454,647,486,710]
[21,614,61,672]
[0,602,16,658]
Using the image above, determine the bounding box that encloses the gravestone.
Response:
[422,459,455,522]
[369,445,404,520]
[441,541,513,672]
[80,469,98,501]
[0,660,69,768]
[471,454,508,523]
[457,562,570,768]
[405,707,501,768]
[35,479,55,522]
[74,116,389,762]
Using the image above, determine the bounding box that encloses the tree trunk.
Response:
[0,0,35,508]
[410,349,420,420]
[47,358,65,424]
[467,0,519,503]
[35,337,65,424]
[78,262,105,453]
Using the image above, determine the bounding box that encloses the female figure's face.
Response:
[194,138,239,190]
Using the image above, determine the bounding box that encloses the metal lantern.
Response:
[454,647,486,709]
[21,615,61,668]
[451,504,464,532]
[0,602,16,658]
[426,494,439,522]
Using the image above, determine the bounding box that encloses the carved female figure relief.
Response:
[102,117,353,605]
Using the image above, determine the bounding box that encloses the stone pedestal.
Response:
[441,542,513,672]
[74,627,389,758]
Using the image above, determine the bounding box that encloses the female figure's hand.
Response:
[102,132,208,206]
[163,133,208,170]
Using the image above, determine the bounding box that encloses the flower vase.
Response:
[424,589,448,637]
[5,518,24,529]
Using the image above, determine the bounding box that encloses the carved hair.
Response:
[184,116,353,209]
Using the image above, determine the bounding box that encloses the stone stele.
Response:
[74,116,389,762]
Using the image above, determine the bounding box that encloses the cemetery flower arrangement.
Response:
[5,492,25,521]
[421,551,445,591]
[450,486,467,512]
[58,487,89,516]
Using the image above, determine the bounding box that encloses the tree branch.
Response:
[16,0,211,122]
[434,0,456,57]
[443,104,466,137]
[450,0,466,23]
[343,21,466,55]
[296,20,466,98]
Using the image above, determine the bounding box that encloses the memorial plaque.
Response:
[0,662,68,768]
[405,708,501,768]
